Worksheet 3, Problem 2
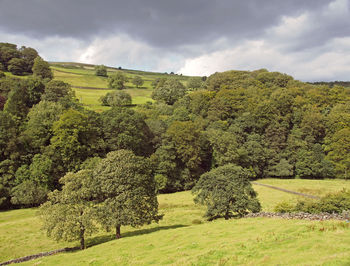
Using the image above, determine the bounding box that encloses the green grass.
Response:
[51,62,187,111]
[1,179,350,265]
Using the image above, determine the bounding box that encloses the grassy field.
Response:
[50,62,191,111]
[1,179,350,265]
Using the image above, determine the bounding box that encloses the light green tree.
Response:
[39,170,97,249]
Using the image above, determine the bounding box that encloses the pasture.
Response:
[1,179,350,265]
[50,63,191,111]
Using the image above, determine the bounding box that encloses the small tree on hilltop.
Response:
[132,76,144,88]
[39,170,97,250]
[95,65,107,77]
[151,79,186,105]
[108,72,127,90]
[192,164,261,220]
[32,56,53,80]
[93,149,163,239]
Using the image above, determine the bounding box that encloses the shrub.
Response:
[274,201,296,213]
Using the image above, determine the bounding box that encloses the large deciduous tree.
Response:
[39,170,97,250]
[93,150,162,239]
[192,164,261,220]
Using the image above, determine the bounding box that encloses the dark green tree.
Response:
[192,164,261,220]
[20,46,39,73]
[32,56,53,80]
[93,150,162,239]
[101,107,153,156]
[8,58,26,75]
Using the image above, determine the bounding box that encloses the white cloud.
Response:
[179,0,350,81]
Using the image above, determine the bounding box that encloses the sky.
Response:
[0,0,349,81]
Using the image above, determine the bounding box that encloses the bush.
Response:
[274,189,350,214]
[274,201,296,213]
[11,181,48,207]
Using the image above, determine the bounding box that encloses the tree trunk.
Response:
[224,210,230,220]
[80,228,85,250]
[116,224,121,239]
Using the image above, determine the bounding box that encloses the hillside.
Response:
[1,179,350,265]
[49,62,194,111]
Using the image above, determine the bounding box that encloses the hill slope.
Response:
[1,179,350,265]
[49,62,193,111]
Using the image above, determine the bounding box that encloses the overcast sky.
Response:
[1,0,349,81]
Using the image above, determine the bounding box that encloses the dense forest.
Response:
[1,42,350,212]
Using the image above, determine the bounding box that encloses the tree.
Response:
[0,95,5,110]
[93,150,162,239]
[325,127,350,179]
[24,101,64,151]
[99,91,132,107]
[39,170,97,249]
[132,76,143,88]
[32,56,53,80]
[41,80,73,102]
[108,72,127,90]
[192,164,261,220]
[10,180,48,207]
[49,109,104,174]
[95,65,107,77]
[101,107,154,156]
[151,79,186,105]
[20,46,39,73]
[8,58,26,75]
[187,77,203,90]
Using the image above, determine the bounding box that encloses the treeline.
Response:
[1,43,350,211]
[309,81,350,88]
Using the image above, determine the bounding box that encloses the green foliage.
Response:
[49,109,104,173]
[8,58,26,75]
[101,107,153,156]
[187,77,203,90]
[99,90,132,106]
[39,170,97,249]
[274,201,296,213]
[41,80,73,102]
[10,180,48,207]
[132,76,144,88]
[108,72,127,89]
[20,46,39,73]
[274,189,350,214]
[192,164,261,220]
[94,65,107,77]
[152,79,186,105]
[32,56,53,80]
[24,101,64,151]
[93,150,163,238]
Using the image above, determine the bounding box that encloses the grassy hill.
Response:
[49,62,193,112]
[1,179,350,265]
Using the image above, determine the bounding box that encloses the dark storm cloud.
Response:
[0,0,334,48]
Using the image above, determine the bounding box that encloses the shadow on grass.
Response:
[86,224,187,248]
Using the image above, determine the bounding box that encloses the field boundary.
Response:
[0,247,79,265]
[252,182,321,199]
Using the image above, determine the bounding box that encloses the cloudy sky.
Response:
[1,0,349,81]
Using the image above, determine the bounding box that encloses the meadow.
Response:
[50,63,191,111]
[1,179,350,265]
